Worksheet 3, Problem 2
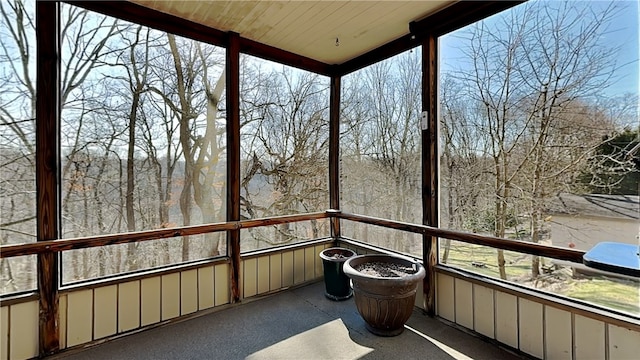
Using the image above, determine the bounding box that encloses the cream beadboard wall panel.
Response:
[1,306,8,359]
[574,315,605,359]
[495,291,519,349]
[66,289,93,347]
[59,294,67,349]
[0,262,232,356]
[214,263,229,306]
[518,298,543,359]
[609,323,640,360]
[454,278,473,329]
[257,256,270,295]
[243,258,257,298]
[269,253,282,291]
[304,247,315,281]
[293,249,305,285]
[118,280,140,332]
[282,251,294,288]
[161,273,180,321]
[141,277,161,326]
[198,266,215,310]
[436,273,455,322]
[180,269,198,315]
[9,301,38,360]
[93,285,117,339]
[544,305,572,360]
[436,272,640,360]
[473,284,494,339]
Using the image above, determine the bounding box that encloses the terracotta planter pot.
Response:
[343,254,425,336]
[319,247,356,300]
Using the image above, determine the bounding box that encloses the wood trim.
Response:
[422,33,438,317]
[409,1,526,37]
[66,1,227,48]
[329,76,341,238]
[227,31,241,303]
[338,1,524,76]
[36,2,60,355]
[239,38,333,76]
[336,212,586,263]
[65,1,333,76]
[1,212,329,258]
[338,34,418,76]
[0,293,40,307]
[436,266,640,330]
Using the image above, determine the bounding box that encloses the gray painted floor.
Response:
[56,282,524,360]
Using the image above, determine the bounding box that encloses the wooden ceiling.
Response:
[129,1,454,65]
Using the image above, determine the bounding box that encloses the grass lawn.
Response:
[441,241,640,317]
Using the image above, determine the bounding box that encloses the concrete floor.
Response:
[56,282,525,360]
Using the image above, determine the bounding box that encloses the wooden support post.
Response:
[226,32,241,303]
[329,74,341,239]
[421,33,438,317]
[36,1,60,355]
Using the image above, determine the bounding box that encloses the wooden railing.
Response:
[335,211,586,263]
[0,212,328,259]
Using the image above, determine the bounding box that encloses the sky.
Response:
[439,0,640,100]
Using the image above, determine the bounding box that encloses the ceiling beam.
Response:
[409,1,526,38]
[66,1,333,76]
[337,1,525,77]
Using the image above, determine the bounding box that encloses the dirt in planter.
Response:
[354,262,417,277]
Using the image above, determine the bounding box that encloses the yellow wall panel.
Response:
[1,306,8,359]
[436,273,455,322]
[198,266,215,310]
[304,247,315,282]
[9,301,38,360]
[608,324,640,360]
[495,291,518,349]
[214,263,229,306]
[59,294,67,349]
[518,298,543,359]
[314,245,325,278]
[269,254,282,291]
[473,284,494,339]
[181,269,198,315]
[118,281,140,332]
[574,314,605,360]
[257,256,270,295]
[293,249,305,284]
[244,258,257,298]
[454,279,473,329]
[282,251,294,287]
[162,273,180,320]
[544,306,571,360]
[67,289,93,347]
[141,277,161,326]
[93,285,117,339]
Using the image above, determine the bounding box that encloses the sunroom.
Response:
[1,0,639,359]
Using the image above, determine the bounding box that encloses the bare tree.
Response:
[450,1,622,278]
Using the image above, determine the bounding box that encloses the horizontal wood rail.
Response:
[0,212,328,259]
[335,211,586,264]
[2,210,587,264]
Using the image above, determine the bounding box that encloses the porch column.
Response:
[36,1,60,355]
[329,74,341,238]
[421,32,438,316]
[226,32,241,302]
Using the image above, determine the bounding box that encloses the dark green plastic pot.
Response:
[319,247,356,301]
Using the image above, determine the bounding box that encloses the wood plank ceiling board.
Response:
[298,1,424,64]
[129,0,457,65]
